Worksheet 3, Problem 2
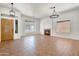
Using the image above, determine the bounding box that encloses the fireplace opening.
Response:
[44,29,51,36]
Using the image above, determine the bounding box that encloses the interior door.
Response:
[1,18,14,41]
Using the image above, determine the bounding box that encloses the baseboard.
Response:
[53,34,79,40]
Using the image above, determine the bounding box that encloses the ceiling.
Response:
[0,3,79,18]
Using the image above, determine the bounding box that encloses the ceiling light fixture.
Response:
[50,6,59,18]
[10,3,15,17]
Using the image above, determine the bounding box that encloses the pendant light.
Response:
[50,6,59,18]
[10,3,15,17]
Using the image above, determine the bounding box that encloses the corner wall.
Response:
[40,17,53,36]
[40,7,79,40]
[0,6,24,39]
[21,15,40,36]
[53,7,79,40]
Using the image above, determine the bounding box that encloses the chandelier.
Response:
[9,3,15,17]
[50,6,59,18]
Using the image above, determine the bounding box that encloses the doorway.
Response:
[1,18,14,41]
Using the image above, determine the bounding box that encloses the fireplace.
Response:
[44,29,51,36]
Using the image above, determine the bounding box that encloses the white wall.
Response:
[40,7,79,40]
[35,19,40,33]
[21,15,40,36]
[53,7,79,40]
[40,17,53,36]
[0,5,39,39]
[0,6,22,39]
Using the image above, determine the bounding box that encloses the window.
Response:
[15,20,18,33]
[24,21,36,33]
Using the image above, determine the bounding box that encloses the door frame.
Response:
[0,13,18,41]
